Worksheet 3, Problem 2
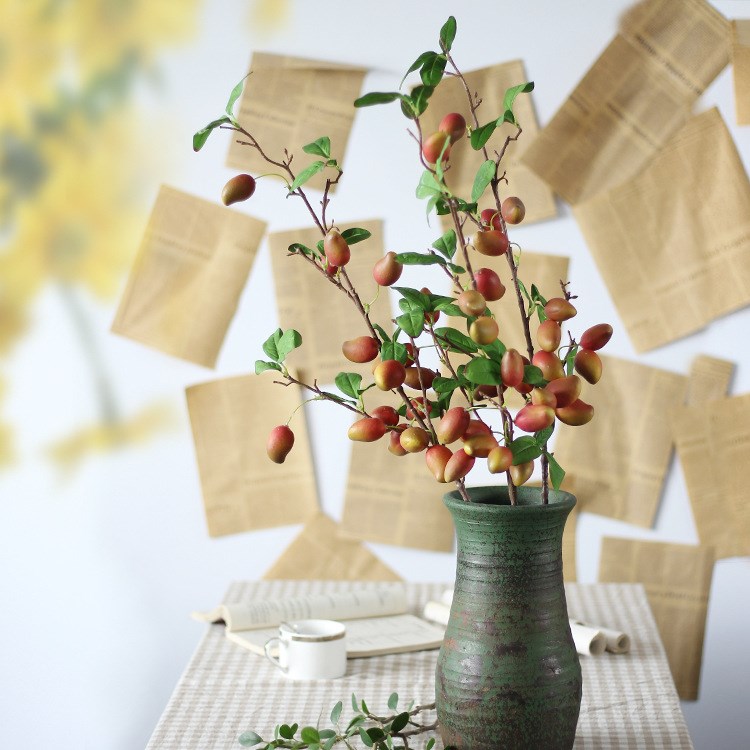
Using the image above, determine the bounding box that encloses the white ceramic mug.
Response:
[264,619,347,680]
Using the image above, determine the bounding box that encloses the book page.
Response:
[227,613,444,658]
[417,60,556,226]
[522,0,729,204]
[599,537,715,700]
[341,439,454,552]
[263,512,401,581]
[686,355,734,405]
[554,356,687,528]
[193,586,407,631]
[185,372,318,536]
[574,108,750,352]
[670,393,750,559]
[226,52,365,192]
[732,21,750,125]
[112,185,265,367]
[268,220,391,384]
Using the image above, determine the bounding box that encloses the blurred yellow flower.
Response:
[248,0,290,34]
[46,401,177,473]
[0,377,15,466]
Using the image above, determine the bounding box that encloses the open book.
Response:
[192,586,445,658]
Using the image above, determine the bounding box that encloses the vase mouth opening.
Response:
[443,484,576,513]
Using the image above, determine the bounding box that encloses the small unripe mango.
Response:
[371,405,399,426]
[463,433,499,458]
[509,460,534,486]
[373,251,403,286]
[426,445,453,482]
[222,174,256,205]
[537,319,562,353]
[400,426,430,453]
[342,335,379,363]
[475,267,506,301]
[436,407,470,445]
[444,449,475,483]
[388,427,408,456]
[348,417,387,442]
[574,349,602,384]
[324,229,350,267]
[501,196,525,224]
[462,419,493,440]
[544,297,577,322]
[501,349,524,388]
[439,112,467,143]
[487,446,513,474]
[457,289,487,317]
[546,375,581,408]
[531,387,557,408]
[267,425,294,464]
[404,366,438,390]
[473,229,509,257]
[556,399,594,426]
[374,359,406,390]
[469,316,499,345]
[422,131,451,164]
[532,351,565,381]
[405,396,431,419]
[580,324,613,352]
[480,208,502,230]
[514,404,555,433]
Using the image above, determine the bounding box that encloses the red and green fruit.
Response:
[457,289,487,317]
[422,131,451,164]
[267,425,294,464]
[426,445,453,482]
[469,316,499,345]
[501,349,524,388]
[487,446,513,474]
[436,407,470,444]
[544,297,577,322]
[574,349,602,384]
[400,426,430,453]
[444,449,475,482]
[373,251,403,286]
[348,417,387,442]
[555,399,594,426]
[537,319,561,352]
[473,229,509,257]
[501,196,525,224]
[374,359,407,390]
[439,112,467,143]
[474,267,506,301]
[579,324,613,352]
[324,228,350,267]
[342,335,379,363]
[221,174,256,205]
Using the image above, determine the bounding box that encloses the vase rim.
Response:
[443,484,576,515]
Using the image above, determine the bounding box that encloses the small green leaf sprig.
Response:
[194,16,613,506]
[239,693,448,750]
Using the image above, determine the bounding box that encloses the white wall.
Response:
[1,2,749,748]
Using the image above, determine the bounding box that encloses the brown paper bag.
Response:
[732,21,750,125]
[112,185,266,368]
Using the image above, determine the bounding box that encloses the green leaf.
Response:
[387,692,399,711]
[517,278,532,305]
[361,698,369,714]
[509,435,542,464]
[547,452,565,490]
[319,729,336,739]
[353,91,406,108]
[367,728,386,742]
[446,262,466,274]
[480,339,507,362]
[254,360,282,375]
[300,727,320,744]
[433,327,478,353]
[432,300,464,317]
[432,230,456,259]
[565,343,579,376]
[359,728,374,748]
[393,286,431,310]
[373,324,390,343]
[341,227,371,245]
[396,309,424,338]
[279,725,296,740]
[395,252,444,267]
[381,340,408,364]
[523,364,547,387]
[411,84,435,116]
[470,120,497,151]
[433,376,460,394]
[426,740,436,750]
[335,372,363,399]
[535,424,555,447]
[529,283,547,305]
[440,16,457,52]
[390,712,410,734]
[226,75,250,119]
[465,358,503,385]
[192,116,231,152]
[421,54,447,86]
[400,51,435,88]
[302,136,331,158]
[415,170,443,200]
[289,161,325,191]
[287,242,320,259]
[330,701,343,725]
[471,159,496,202]
[502,81,534,126]
[346,714,366,731]
[262,328,283,361]
[277,329,302,361]
[238,730,263,747]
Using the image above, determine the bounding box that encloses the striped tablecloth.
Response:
[147,581,692,749]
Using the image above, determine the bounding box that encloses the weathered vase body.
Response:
[436,486,581,750]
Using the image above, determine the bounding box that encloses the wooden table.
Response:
[147,581,693,749]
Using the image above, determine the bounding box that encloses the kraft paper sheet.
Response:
[268,220,392,384]
[732,21,750,125]
[186,373,318,537]
[417,60,556,227]
[686,355,734,405]
[670,392,750,559]
[574,108,750,352]
[522,0,730,204]
[554,356,688,528]
[599,537,715,701]
[341,438,454,553]
[226,52,365,192]
[263,512,401,581]
[112,185,266,368]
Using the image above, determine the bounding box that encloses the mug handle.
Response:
[264,637,287,673]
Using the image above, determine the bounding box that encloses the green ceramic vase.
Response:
[436,485,581,750]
